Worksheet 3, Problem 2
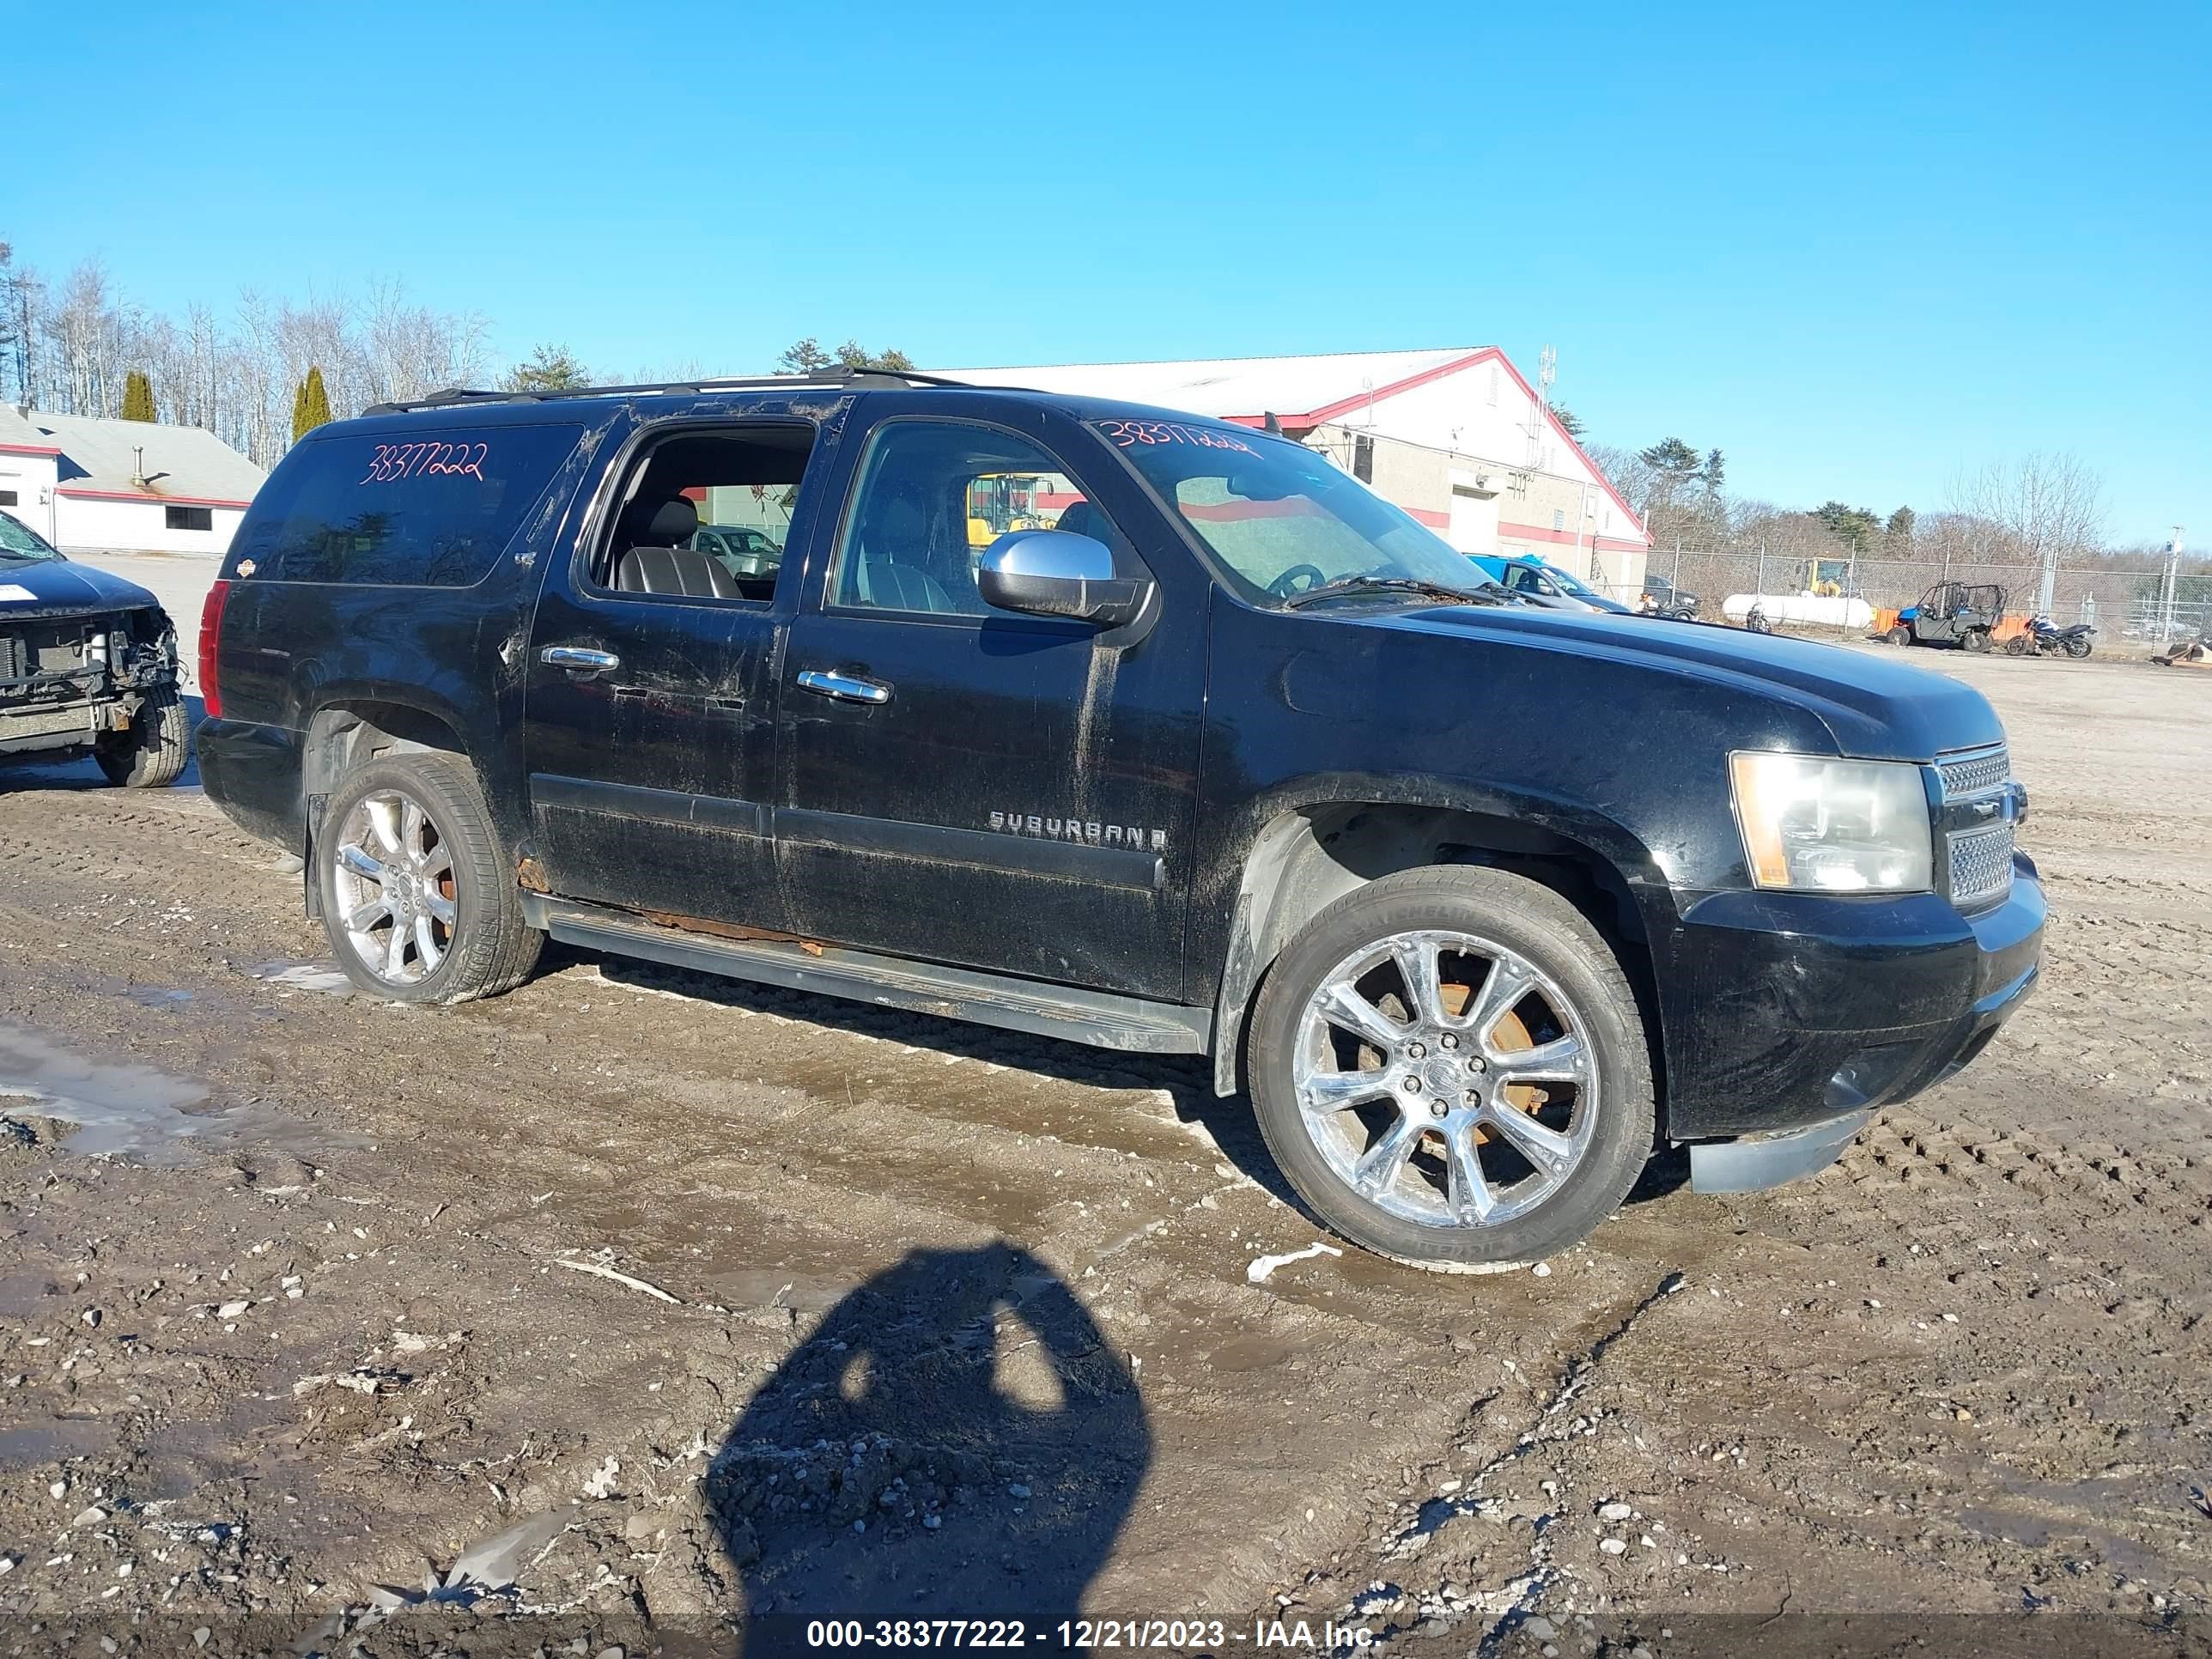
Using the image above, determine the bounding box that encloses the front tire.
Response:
[1247,867,1656,1273]
[1885,626,1911,647]
[94,683,188,788]
[316,752,542,1004]
[2004,634,2031,656]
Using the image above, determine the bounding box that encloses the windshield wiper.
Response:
[1281,575,1508,611]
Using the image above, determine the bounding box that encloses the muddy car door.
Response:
[774,407,1205,1001]
[523,420,821,927]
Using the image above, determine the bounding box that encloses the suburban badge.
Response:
[989,811,1166,853]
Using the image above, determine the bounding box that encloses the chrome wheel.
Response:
[329,788,458,986]
[1291,929,1598,1230]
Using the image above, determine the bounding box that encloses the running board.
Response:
[531,898,1212,1055]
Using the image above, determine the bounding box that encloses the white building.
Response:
[0,407,265,556]
[937,348,1651,595]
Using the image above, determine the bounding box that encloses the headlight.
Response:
[1728,751,1933,893]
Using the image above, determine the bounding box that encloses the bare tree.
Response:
[361,279,489,406]
[1583,444,1654,517]
[0,240,40,406]
[1948,452,2106,611]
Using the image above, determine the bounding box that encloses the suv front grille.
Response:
[1936,742,2016,909]
[0,635,23,682]
[1938,745,2009,799]
[1948,821,2015,908]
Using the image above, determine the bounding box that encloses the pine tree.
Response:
[121,369,156,422]
[294,366,333,441]
[501,343,591,392]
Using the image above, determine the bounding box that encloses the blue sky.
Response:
[13,1,2205,544]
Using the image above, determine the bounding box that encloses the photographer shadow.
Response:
[708,1241,1149,1646]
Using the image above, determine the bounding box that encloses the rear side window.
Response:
[229,423,583,586]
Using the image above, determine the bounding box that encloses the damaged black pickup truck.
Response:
[0,509,188,787]
[194,371,2043,1271]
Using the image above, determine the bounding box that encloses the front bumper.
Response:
[1656,854,2045,1140]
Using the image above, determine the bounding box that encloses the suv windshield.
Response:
[1096,420,1505,606]
[0,510,62,562]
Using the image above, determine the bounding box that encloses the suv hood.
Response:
[0,558,163,620]
[1377,605,2003,761]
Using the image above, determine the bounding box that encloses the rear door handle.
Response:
[797,668,892,706]
[540,645,620,678]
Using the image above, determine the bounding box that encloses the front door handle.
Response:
[797,668,892,706]
[540,645,620,678]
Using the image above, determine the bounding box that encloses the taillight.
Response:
[197,579,230,719]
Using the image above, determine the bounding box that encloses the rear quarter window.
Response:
[227,424,584,586]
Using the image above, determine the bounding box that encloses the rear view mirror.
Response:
[978,530,1152,628]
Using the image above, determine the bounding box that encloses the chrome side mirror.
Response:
[978,530,1151,627]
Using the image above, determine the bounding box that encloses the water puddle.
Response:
[0,1020,365,1166]
[248,959,356,998]
[125,987,198,1008]
[0,1419,120,1467]
[0,1269,62,1319]
[1206,1334,1301,1373]
[706,1265,867,1314]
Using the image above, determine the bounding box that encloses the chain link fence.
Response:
[1613,548,2209,653]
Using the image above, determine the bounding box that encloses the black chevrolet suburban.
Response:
[195,372,2042,1270]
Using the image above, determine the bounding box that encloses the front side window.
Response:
[1099,419,1503,606]
[831,422,1129,617]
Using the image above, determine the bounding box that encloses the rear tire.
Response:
[1885,626,1911,647]
[1962,629,1991,653]
[94,683,189,788]
[2064,636,2093,659]
[315,752,542,1004]
[1247,866,1656,1273]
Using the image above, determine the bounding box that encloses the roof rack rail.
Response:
[361,366,976,417]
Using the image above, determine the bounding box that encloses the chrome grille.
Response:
[1948,822,2014,908]
[1938,745,2009,800]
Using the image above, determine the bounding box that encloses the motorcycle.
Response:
[1743,602,1774,635]
[2005,616,2096,659]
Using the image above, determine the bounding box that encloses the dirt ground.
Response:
[0,644,2205,1658]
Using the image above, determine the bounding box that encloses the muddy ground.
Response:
[0,646,2205,1657]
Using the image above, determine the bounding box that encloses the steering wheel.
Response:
[1267,564,1328,599]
